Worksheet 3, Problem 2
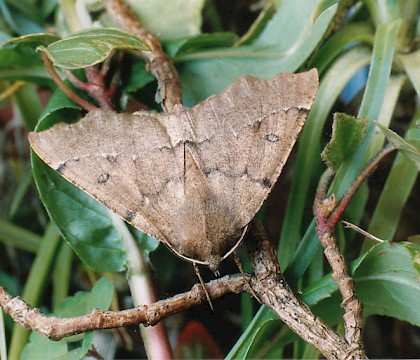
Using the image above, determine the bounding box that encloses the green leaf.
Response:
[354,242,420,323]
[132,229,159,255]
[32,154,128,272]
[21,278,114,360]
[375,121,420,170]
[38,28,149,69]
[304,241,420,325]
[0,45,51,84]
[125,0,205,40]
[310,22,374,74]
[362,111,420,252]
[177,0,336,106]
[2,33,60,48]
[235,2,276,46]
[0,0,44,35]
[279,46,372,271]
[322,113,368,171]
[400,49,420,96]
[312,0,339,23]
[54,277,114,317]
[164,32,238,58]
[31,89,128,272]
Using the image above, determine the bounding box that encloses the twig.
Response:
[311,144,395,357]
[341,220,385,243]
[0,275,246,341]
[105,0,183,112]
[1,219,369,360]
[314,176,365,357]
[328,144,396,228]
[247,220,361,360]
[41,53,99,112]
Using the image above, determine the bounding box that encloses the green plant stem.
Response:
[52,242,74,309]
[8,222,61,360]
[110,213,173,360]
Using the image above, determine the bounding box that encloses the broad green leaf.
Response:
[312,0,339,23]
[131,229,159,255]
[31,89,128,272]
[0,45,50,84]
[177,0,336,106]
[32,154,128,272]
[126,0,205,40]
[2,33,60,48]
[235,3,276,46]
[54,277,114,317]
[0,0,44,35]
[407,127,420,144]
[321,113,368,171]
[38,28,149,69]
[355,242,420,323]
[21,278,114,360]
[376,121,420,170]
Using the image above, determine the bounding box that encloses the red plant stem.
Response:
[328,144,396,228]
[41,53,99,112]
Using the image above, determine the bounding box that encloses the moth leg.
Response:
[192,262,214,311]
[233,252,261,303]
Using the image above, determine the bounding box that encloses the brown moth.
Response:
[29,70,318,273]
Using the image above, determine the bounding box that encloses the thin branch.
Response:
[247,220,363,360]
[41,53,99,112]
[0,275,246,341]
[313,165,369,356]
[341,220,385,243]
[328,144,396,228]
[105,0,183,112]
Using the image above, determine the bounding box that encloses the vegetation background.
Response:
[0,0,419,359]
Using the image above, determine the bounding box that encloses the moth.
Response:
[29,70,318,273]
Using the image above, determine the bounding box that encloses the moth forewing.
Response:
[29,69,319,272]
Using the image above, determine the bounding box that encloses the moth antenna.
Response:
[233,252,261,303]
[193,262,214,311]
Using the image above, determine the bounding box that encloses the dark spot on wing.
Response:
[56,163,66,173]
[261,178,272,188]
[97,172,110,184]
[265,134,280,142]
[124,210,135,222]
[106,155,117,163]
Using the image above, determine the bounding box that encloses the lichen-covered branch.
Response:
[1,218,369,359]
[313,169,366,358]
[247,220,360,360]
[0,274,246,341]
